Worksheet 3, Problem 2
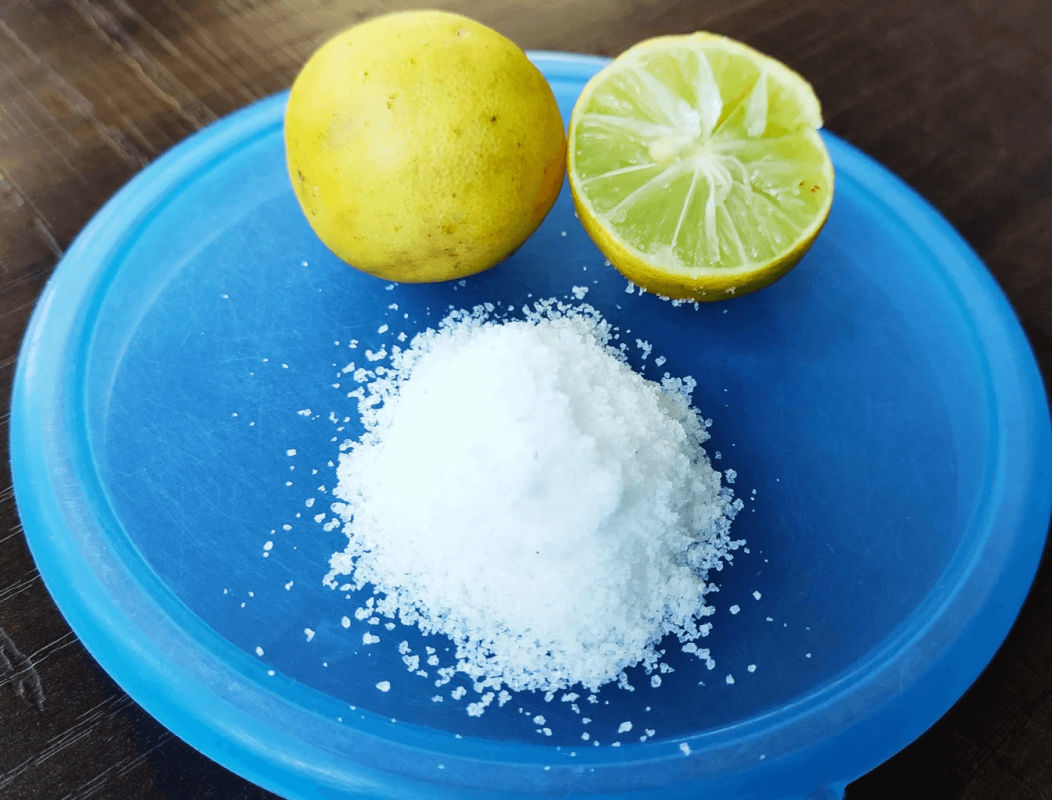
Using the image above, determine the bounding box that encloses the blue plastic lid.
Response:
[10,53,1052,800]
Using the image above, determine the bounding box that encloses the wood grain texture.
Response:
[0,0,1049,797]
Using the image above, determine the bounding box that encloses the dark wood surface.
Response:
[1,1,1050,798]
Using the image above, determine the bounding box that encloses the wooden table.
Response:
[1,1,1050,798]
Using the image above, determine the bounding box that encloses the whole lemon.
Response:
[284,11,566,283]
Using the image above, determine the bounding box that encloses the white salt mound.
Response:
[325,301,744,694]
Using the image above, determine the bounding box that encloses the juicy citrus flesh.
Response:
[569,33,834,301]
[285,11,566,283]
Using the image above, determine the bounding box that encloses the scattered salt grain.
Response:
[618,721,633,733]
[341,616,351,628]
[304,628,315,642]
[748,664,757,673]
[679,743,691,756]
[376,681,391,692]
[362,633,380,645]
[729,605,740,615]
[753,591,762,601]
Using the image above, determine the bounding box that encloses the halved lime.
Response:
[568,33,834,301]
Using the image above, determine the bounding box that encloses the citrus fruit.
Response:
[568,33,834,301]
[284,11,566,283]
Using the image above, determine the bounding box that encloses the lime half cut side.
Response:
[568,33,835,301]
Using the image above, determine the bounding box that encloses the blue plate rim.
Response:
[9,51,1052,798]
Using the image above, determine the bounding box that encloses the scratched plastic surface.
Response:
[11,54,1052,800]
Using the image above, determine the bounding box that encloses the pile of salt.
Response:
[325,303,742,694]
